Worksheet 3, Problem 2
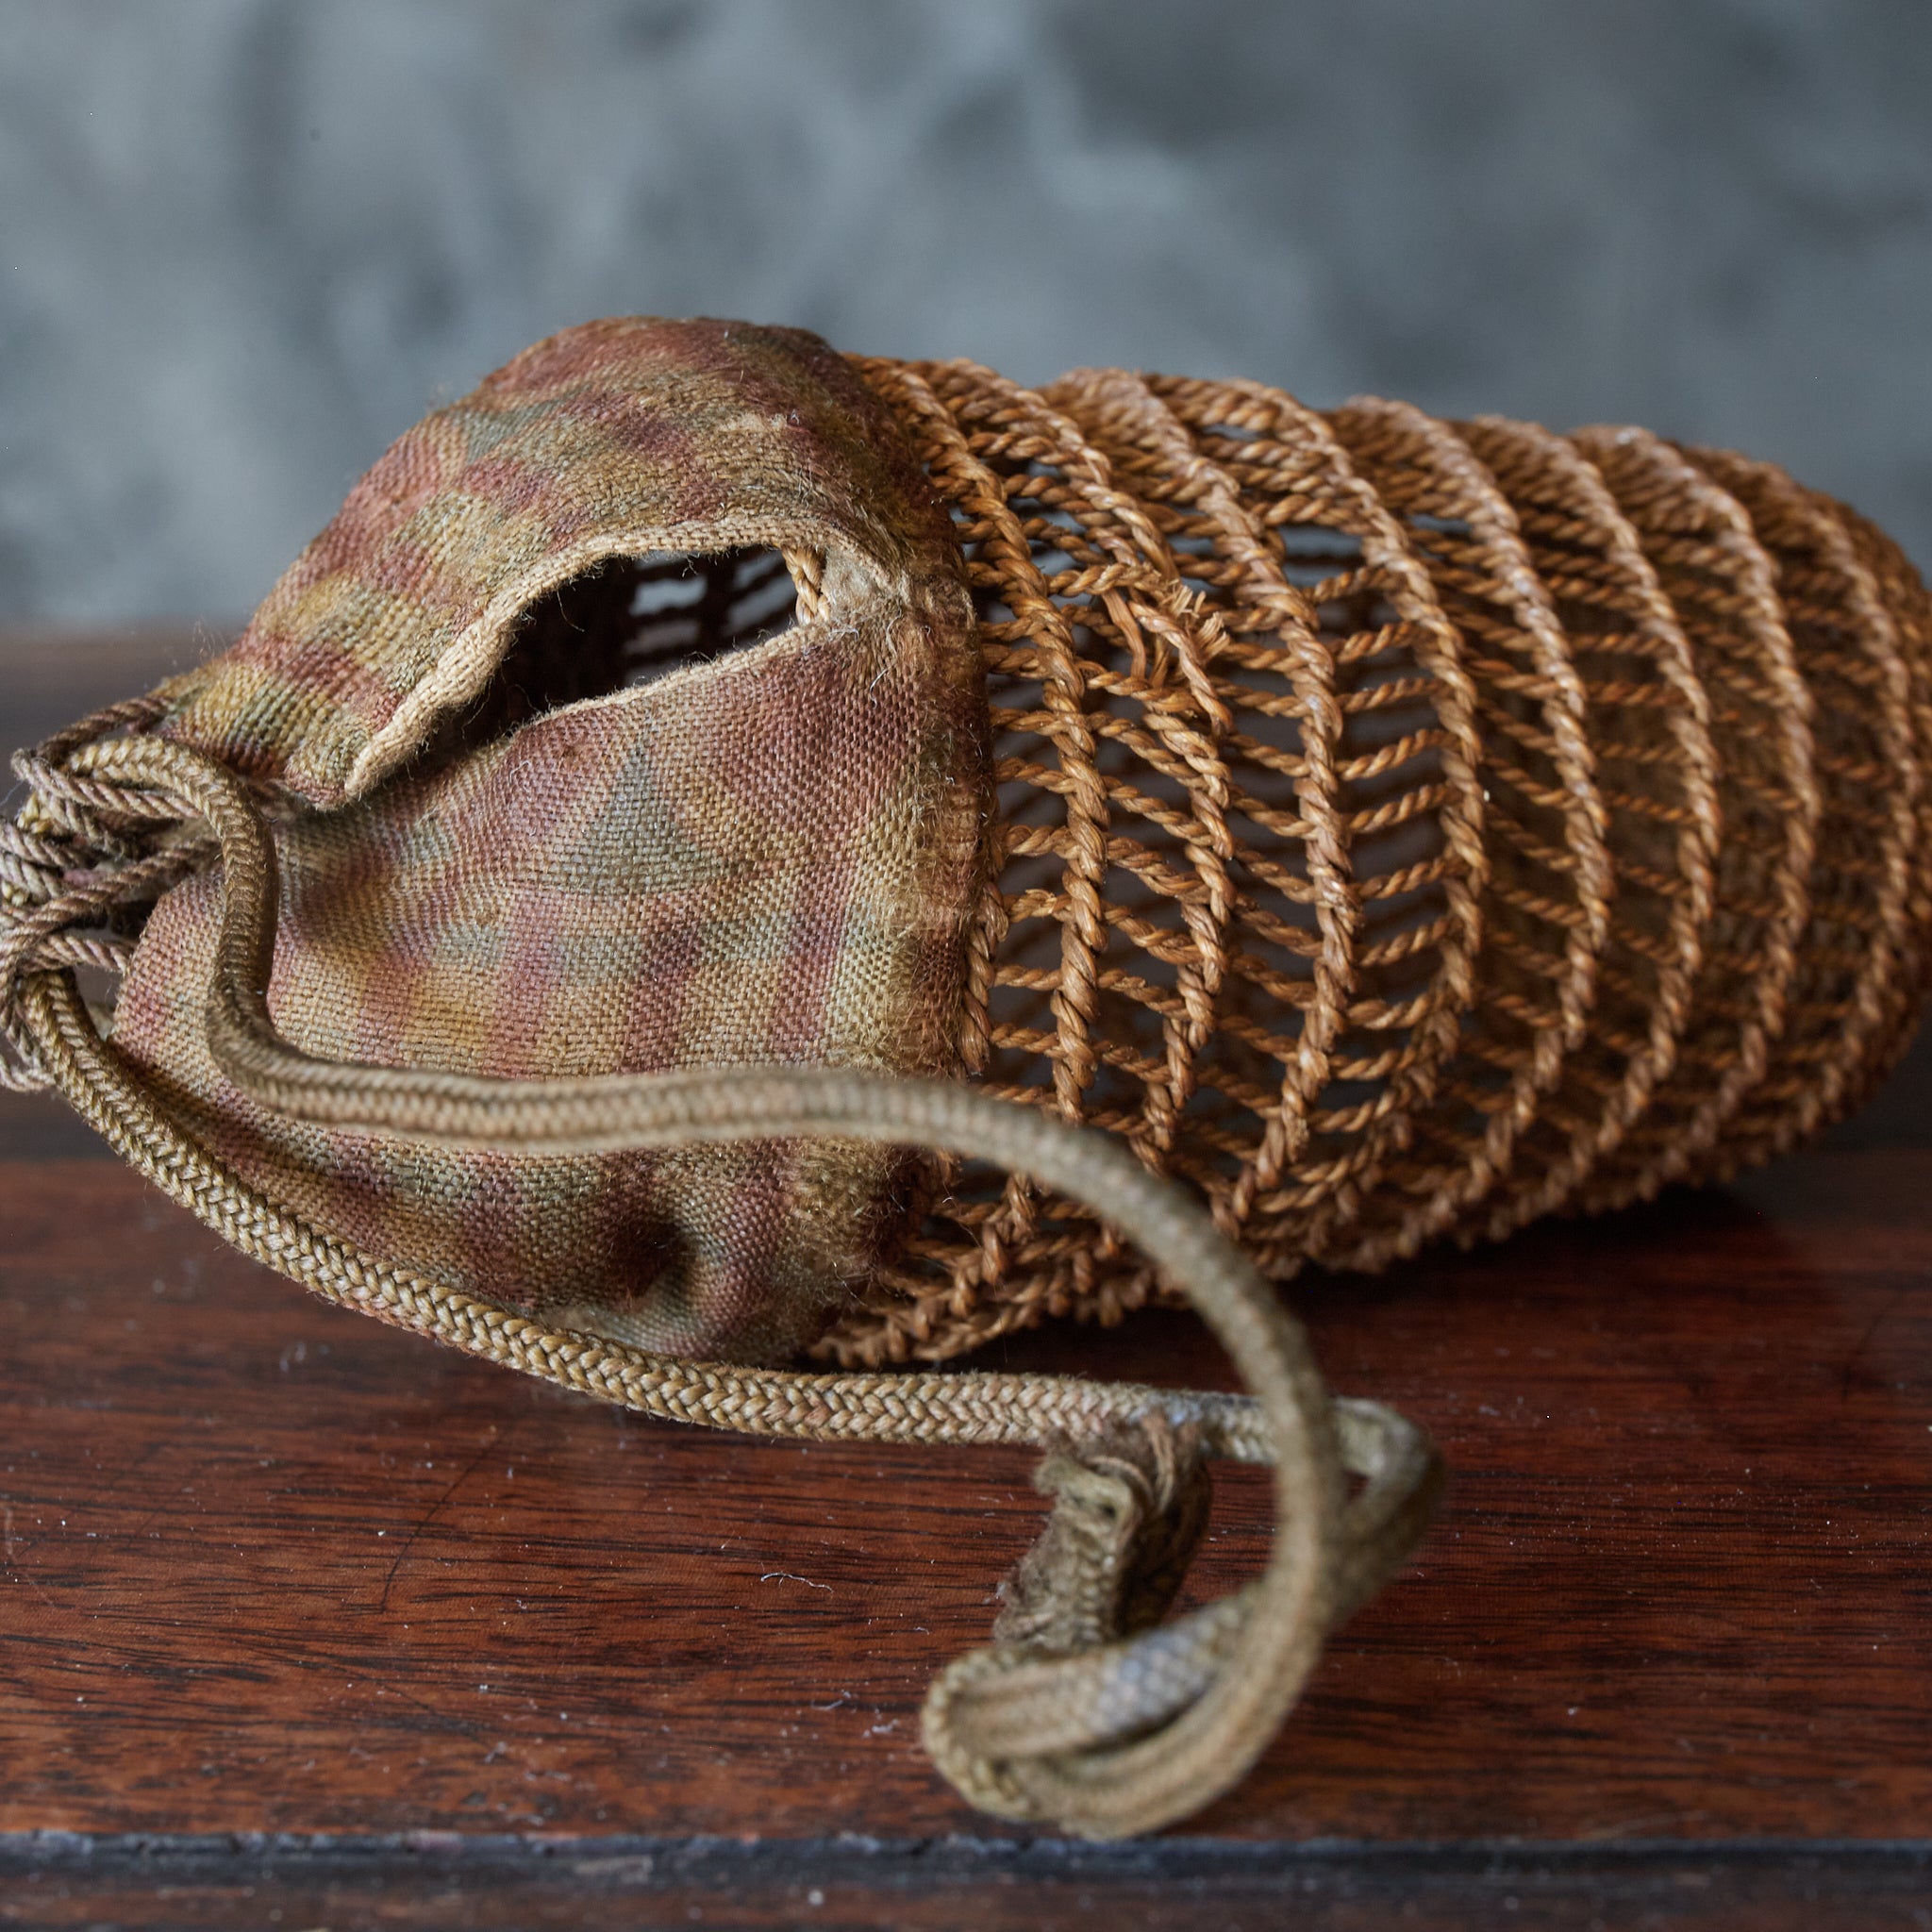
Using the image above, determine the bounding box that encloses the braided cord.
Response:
[6,724,1439,1840]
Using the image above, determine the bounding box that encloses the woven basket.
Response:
[819,360,1932,1366]
[5,321,1928,1837]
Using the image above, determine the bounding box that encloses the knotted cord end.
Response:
[0,701,209,1091]
[993,1412,1211,1655]
[923,1395,1442,1839]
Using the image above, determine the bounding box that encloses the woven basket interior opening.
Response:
[450,545,802,756]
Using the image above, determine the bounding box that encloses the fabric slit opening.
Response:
[448,545,805,757]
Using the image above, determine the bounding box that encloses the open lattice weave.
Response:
[819,359,1932,1368]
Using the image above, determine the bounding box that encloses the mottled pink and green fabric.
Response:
[150,315,971,809]
[113,319,989,1362]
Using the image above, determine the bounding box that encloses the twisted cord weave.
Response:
[825,361,1932,1366]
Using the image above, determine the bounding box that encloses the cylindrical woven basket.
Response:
[815,359,1932,1366]
[7,320,1929,1840]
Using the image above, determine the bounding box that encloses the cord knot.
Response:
[993,1411,1210,1656]
[0,696,200,1091]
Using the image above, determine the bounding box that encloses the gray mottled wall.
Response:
[1,0,1928,622]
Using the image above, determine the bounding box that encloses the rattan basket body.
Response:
[820,361,1932,1366]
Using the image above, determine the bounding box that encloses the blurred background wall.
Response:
[1,0,1927,627]
[3,0,1931,1141]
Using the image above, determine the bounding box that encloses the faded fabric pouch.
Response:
[115,318,990,1366]
[1,317,1433,1841]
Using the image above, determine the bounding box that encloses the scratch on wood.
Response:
[377,1426,506,1613]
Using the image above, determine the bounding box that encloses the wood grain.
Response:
[0,1152,1927,1852]
[4,626,1931,1924]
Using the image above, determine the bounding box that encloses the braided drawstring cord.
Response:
[1,719,1441,1839]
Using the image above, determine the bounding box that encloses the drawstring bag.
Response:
[3,317,1927,1838]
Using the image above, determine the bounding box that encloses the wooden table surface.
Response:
[3,633,1930,1928]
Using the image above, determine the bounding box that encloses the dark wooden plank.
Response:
[0,1089,107,1165]
[1,1836,1929,1930]
[0,1150,1927,1847]
[0,626,218,755]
